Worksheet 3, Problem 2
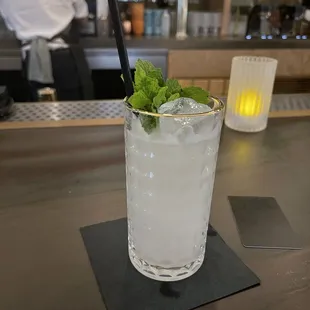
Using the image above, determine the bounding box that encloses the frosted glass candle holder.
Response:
[225,56,278,132]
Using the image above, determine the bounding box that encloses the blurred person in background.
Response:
[0,0,109,101]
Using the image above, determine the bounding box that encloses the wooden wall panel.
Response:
[209,79,225,96]
[181,78,310,96]
[193,79,209,90]
[169,49,310,79]
[178,79,193,87]
[183,79,228,96]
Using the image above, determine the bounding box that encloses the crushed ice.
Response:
[157,98,220,142]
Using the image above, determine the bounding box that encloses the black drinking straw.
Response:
[108,0,134,98]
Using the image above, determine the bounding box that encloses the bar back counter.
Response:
[1,37,310,101]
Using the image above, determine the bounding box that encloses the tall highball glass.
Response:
[125,97,224,281]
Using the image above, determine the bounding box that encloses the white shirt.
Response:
[0,0,109,41]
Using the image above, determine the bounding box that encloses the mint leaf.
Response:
[166,79,182,97]
[139,76,160,100]
[167,93,180,102]
[136,59,156,74]
[153,86,168,109]
[148,68,164,87]
[140,115,158,134]
[135,59,164,89]
[128,90,152,110]
[134,69,147,91]
[181,86,210,104]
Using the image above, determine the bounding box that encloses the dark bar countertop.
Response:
[0,117,310,310]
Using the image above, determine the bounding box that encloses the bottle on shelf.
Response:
[293,5,304,38]
[246,4,262,38]
[121,11,132,36]
[130,1,145,36]
[211,12,222,37]
[260,5,272,38]
[168,0,177,36]
[144,0,156,36]
[279,4,296,38]
[300,6,310,38]
[269,4,281,37]
[161,9,171,37]
[153,0,168,35]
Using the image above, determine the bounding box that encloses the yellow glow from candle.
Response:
[235,89,262,117]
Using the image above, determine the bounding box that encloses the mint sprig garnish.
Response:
[166,79,182,98]
[181,86,210,104]
[128,90,152,110]
[126,59,210,133]
[153,86,168,109]
[167,93,180,102]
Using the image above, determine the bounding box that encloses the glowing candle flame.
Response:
[235,89,262,117]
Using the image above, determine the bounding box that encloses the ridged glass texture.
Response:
[225,56,278,132]
[125,97,224,281]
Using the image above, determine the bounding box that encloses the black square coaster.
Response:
[81,218,260,310]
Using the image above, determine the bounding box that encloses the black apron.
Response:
[61,20,94,100]
[22,20,94,101]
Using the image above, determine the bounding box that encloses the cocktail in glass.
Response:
[125,97,224,281]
